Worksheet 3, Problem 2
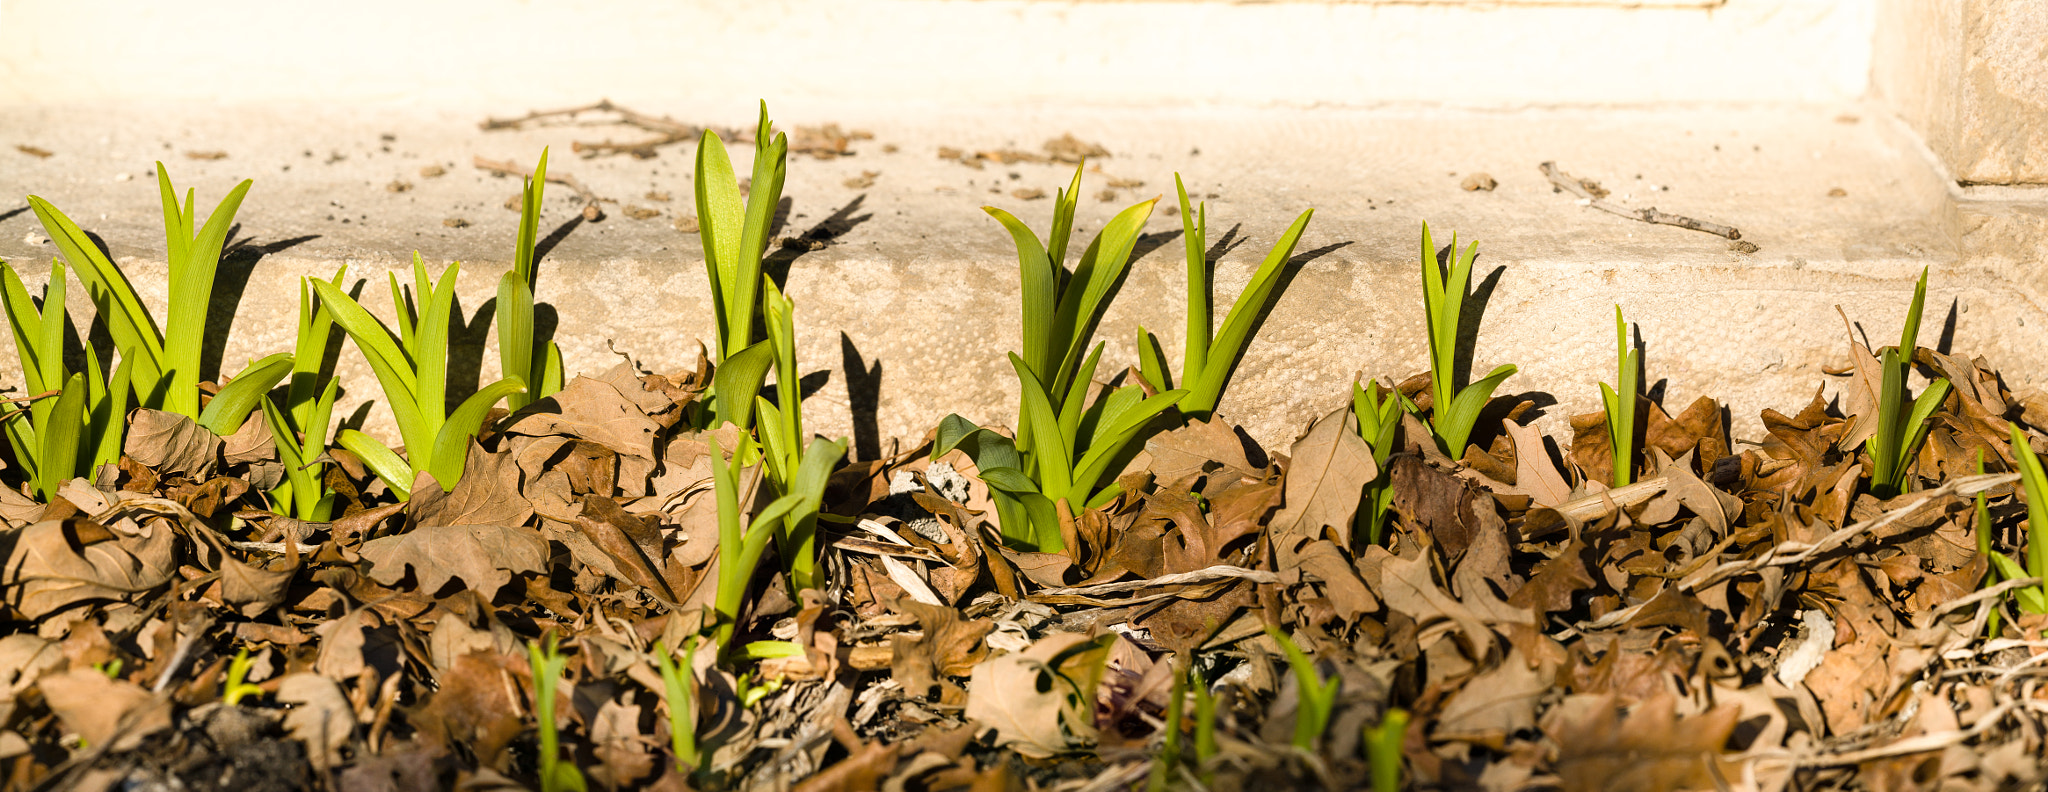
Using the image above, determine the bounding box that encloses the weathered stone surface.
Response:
[0,102,2039,453]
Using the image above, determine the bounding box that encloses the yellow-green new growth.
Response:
[1136,173,1314,420]
[1864,266,1951,497]
[1419,223,1516,458]
[1600,306,1643,487]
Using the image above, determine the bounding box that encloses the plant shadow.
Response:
[204,228,320,382]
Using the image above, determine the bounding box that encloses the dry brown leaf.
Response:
[407,439,533,529]
[125,408,221,480]
[1142,416,1264,485]
[890,599,994,704]
[221,552,296,618]
[359,523,548,599]
[1268,407,1377,552]
[39,667,170,751]
[1435,647,1548,747]
[1546,693,1742,792]
[2,515,177,620]
[1503,419,1571,507]
[965,633,1111,758]
[278,673,356,771]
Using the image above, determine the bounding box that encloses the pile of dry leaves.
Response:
[3,344,2048,792]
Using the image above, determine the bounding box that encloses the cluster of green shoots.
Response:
[937,170,1312,551]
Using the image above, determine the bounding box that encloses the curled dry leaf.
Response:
[1,513,177,620]
[126,409,222,481]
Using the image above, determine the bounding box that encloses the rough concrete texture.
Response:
[1,101,2042,454]
[0,0,1874,108]
[1873,0,2048,185]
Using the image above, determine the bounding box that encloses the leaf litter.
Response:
[1,338,2047,791]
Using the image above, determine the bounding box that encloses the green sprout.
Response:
[314,256,526,500]
[708,432,844,654]
[1135,174,1313,421]
[1988,427,2048,617]
[528,633,588,792]
[936,168,1184,551]
[1364,708,1410,792]
[1600,306,1643,487]
[0,260,130,500]
[1147,656,1192,792]
[696,103,788,365]
[1419,223,1515,458]
[1351,379,1410,547]
[498,149,565,412]
[1863,266,1952,498]
[261,268,347,520]
[1192,668,1218,786]
[93,659,123,679]
[222,648,263,707]
[1266,626,1338,752]
[653,640,701,774]
[28,166,289,435]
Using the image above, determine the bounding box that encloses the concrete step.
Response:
[1,100,2041,453]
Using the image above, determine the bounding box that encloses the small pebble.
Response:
[673,215,700,234]
[386,180,412,193]
[1011,188,1046,201]
[1460,173,1498,192]
[1827,187,1847,197]
[443,218,470,228]
[623,205,661,221]
[419,164,447,178]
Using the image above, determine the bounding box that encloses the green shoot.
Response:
[221,648,263,706]
[1135,174,1313,421]
[1351,379,1409,547]
[499,149,565,412]
[653,640,701,774]
[696,102,788,364]
[1865,266,1952,498]
[936,168,1181,550]
[262,268,347,520]
[314,256,526,499]
[1265,626,1338,752]
[1147,657,1192,792]
[1192,669,1218,785]
[1364,708,1410,792]
[708,433,845,654]
[1600,306,1642,487]
[28,166,281,432]
[0,261,132,500]
[1419,223,1516,458]
[528,633,588,792]
[93,659,122,679]
[1996,427,2048,615]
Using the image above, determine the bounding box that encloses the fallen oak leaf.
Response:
[1268,407,1377,553]
[358,523,548,600]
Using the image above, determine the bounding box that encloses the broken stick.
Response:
[1539,161,1742,240]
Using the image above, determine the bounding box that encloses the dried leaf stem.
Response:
[1539,161,1742,240]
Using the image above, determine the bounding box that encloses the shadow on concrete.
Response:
[0,205,27,224]
[840,332,883,462]
[1450,257,1509,394]
[532,216,583,266]
[448,294,496,410]
[762,194,873,291]
[1937,297,1959,355]
[205,229,320,382]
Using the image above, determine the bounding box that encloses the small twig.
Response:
[1035,565,1278,597]
[1540,161,1742,240]
[1791,703,2012,767]
[480,98,746,158]
[473,156,606,220]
